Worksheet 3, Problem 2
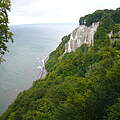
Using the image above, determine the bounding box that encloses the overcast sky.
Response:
[9,0,120,25]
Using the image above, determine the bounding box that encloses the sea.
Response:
[0,23,77,114]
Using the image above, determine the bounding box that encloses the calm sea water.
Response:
[0,23,77,114]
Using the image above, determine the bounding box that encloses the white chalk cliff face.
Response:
[65,22,99,53]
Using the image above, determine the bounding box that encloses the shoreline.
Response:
[38,56,49,79]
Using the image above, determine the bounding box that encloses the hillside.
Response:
[0,8,120,120]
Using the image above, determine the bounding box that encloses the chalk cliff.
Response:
[39,56,48,79]
[65,22,99,53]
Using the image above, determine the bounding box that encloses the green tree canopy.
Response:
[0,0,13,63]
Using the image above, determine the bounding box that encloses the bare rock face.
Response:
[39,56,48,79]
[65,22,99,53]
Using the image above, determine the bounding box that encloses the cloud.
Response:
[9,0,120,25]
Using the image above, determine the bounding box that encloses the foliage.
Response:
[79,9,114,27]
[45,35,70,72]
[104,99,120,120]
[1,7,120,120]
[0,0,13,62]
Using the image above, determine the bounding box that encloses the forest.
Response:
[0,7,120,120]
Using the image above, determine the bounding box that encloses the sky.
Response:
[9,0,120,25]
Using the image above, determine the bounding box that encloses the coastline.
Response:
[38,56,49,79]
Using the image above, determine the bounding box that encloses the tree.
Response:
[0,0,13,63]
[104,100,120,120]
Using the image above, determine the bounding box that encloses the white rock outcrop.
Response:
[65,22,99,53]
[38,56,48,79]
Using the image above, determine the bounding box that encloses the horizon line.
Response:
[10,22,78,26]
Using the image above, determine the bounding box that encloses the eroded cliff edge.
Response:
[65,22,99,53]
[41,22,99,78]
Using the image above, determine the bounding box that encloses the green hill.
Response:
[0,8,120,120]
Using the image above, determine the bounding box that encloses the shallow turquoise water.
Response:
[0,23,77,114]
